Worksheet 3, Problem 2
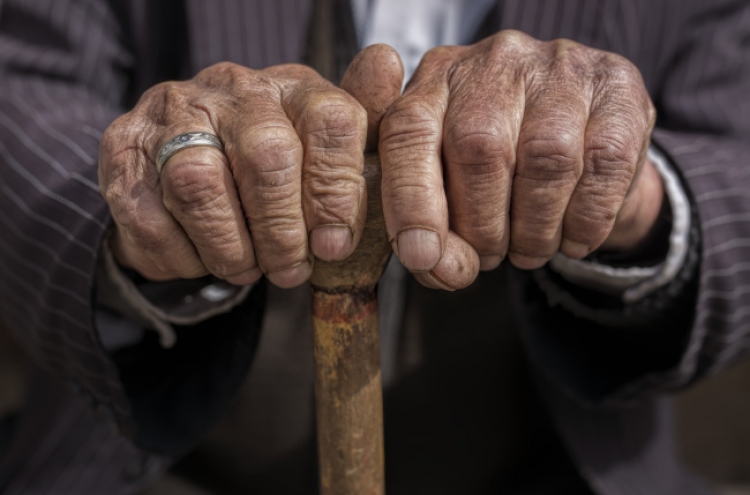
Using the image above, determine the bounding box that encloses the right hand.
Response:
[99,50,400,288]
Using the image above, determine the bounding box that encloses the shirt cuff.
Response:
[95,230,253,349]
[547,146,691,303]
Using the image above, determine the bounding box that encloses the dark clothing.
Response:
[0,0,748,493]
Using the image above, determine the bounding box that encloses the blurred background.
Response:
[2,321,749,495]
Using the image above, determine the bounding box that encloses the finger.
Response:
[561,59,655,257]
[340,44,405,152]
[100,142,207,280]
[380,48,458,272]
[225,91,311,289]
[298,92,366,263]
[282,69,369,262]
[161,146,261,285]
[599,157,663,251]
[508,53,591,270]
[442,56,523,271]
[414,231,480,290]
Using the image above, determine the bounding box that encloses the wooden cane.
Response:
[309,153,390,495]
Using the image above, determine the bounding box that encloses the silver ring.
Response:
[156,132,224,173]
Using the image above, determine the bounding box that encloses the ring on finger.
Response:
[156,132,224,173]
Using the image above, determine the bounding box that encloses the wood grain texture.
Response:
[310,154,390,495]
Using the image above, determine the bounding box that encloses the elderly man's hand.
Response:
[379,30,661,290]
[99,62,377,288]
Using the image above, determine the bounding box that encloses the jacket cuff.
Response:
[96,229,252,348]
[548,146,691,302]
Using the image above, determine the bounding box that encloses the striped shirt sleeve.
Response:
[0,0,136,434]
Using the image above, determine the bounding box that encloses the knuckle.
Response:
[305,173,362,217]
[124,216,166,252]
[380,98,441,152]
[509,235,556,260]
[302,95,365,149]
[208,61,244,74]
[547,39,592,80]
[153,80,188,105]
[309,192,358,224]
[518,196,567,228]
[256,219,307,261]
[511,221,559,257]
[382,168,442,212]
[493,29,531,48]
[206,249,254,279]
[421,45,460,65]
[600,53,643,87]
[160,81,189,106]
[140,81,195,127]
[446,115,509,166]
[101,175,125,209]
[586,134,639,182]
[518,132,581,184]
[263,63,319,81]
[194,62,268,100]
[458,218,506,253]
[100,117,126,155]
[567,193,620,231]
[198,61,251,85]
[99,115,140,163]
[162,161,226,212]
[485,30,536,58]
[243,126,303,182]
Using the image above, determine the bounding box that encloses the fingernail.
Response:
[267,261,312,289]
[560,239,590,259]
[310,225,353,261]
[479,255,503,271]
[417,271,456,291]
[394,229,441,271]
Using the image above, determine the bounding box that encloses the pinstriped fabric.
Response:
[185,0,312,72]
[0,0,136,439]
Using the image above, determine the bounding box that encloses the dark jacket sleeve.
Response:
[515,0,750,405]
[0,0,265,455]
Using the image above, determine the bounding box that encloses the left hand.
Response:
[377,30,660,290]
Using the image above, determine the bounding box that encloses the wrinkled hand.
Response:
[99,49,402,288]
[378,30,661,290]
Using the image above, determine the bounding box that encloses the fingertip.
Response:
[427,232,479,290]
[341,44,405,152]
[479,254,503,271]
[266,260,313,289]
[507,252,549,270]
[225,267,263,286]
[559,239,590,259]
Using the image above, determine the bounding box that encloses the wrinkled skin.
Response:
[99,32,660,291]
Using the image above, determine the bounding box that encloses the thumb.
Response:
[340,44,404,152]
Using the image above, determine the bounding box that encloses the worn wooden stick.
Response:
[309,154,391,495]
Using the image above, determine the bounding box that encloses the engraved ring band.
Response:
[156,132,224,174]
